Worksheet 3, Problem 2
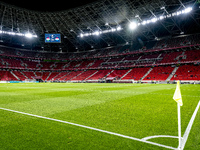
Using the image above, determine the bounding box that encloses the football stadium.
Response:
[0,0,200,149]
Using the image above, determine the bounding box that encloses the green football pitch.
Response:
[0,83,199,150]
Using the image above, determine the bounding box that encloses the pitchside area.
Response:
[0,83,199,149]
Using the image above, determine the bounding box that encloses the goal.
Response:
[24,79,36,83]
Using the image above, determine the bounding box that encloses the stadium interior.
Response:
[0,0,200,83]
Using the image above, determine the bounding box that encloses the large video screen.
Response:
[45,34,61,43]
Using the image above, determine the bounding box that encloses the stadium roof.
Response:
[0,0,98,12]
[0,0,199,52]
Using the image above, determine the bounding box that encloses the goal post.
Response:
[24,79,37,83]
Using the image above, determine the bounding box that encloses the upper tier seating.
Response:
[160,51,183,64]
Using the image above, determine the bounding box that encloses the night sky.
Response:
[0,0,98,12]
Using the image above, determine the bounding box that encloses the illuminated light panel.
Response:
[139,7,192,26]
[25,33,33,38]
[79,26,122,37]
[0,30,37,38]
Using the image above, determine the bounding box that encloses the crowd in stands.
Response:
[0,34,200,82]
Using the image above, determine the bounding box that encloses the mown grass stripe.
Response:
[0,107,176,150]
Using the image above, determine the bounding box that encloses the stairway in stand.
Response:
[166,66,179,81]
[141,68,153,80]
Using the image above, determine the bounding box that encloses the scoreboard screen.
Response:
[45,34,61,43]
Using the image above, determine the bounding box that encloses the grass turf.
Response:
[0,83,199,149]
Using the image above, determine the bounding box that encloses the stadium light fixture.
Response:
[79,25,123,37]
[141,21,147,25]
[105,23,109,26]
[135,15,139,18]
[94,31,100,36]
[79,7,192,38]
[110,28,115,32]
[159,16,165,20]
[25,33,33,38]
[172,7,193,16]
[116,26,122,31]
[129,22,138,30]
[184,7,192,13]
[176,11,182,16]
[160,7,165,10]
[151,18,158,23]
[0,30,37,38]
[80,33,84,38]
[137,6,192,27]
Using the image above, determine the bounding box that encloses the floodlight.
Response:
[129,22,138,30]
[94,31,100,36]
[159,16,164,20]
[17,33,24,36]
[160,7,165,10]
[176,11,182,16]
[146,20,151,24]
[151,18,158,23]
[0,30,37,38]
[167,14,172,18]
[102,30,108,33]
[184,7,192,13]
[84,33,89,36]
[141,21,147,25]
[7,31,15,35]
[80,33,84,38]
[116,26,122,31]
[25,33,33,38]
[135,15,139,18]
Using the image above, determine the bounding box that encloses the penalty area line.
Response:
[0,107,176,150]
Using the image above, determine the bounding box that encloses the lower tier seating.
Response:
[171,65,200,80]
[1,64,200,82]
[144,66,174,81]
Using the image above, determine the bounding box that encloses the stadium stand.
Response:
[0,34,200,83]
[171,65,200,81]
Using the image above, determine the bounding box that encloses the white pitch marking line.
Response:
[0,107,176,150]
[181,100,200,149]
[142,135,179,141]
[142,100,200,150]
